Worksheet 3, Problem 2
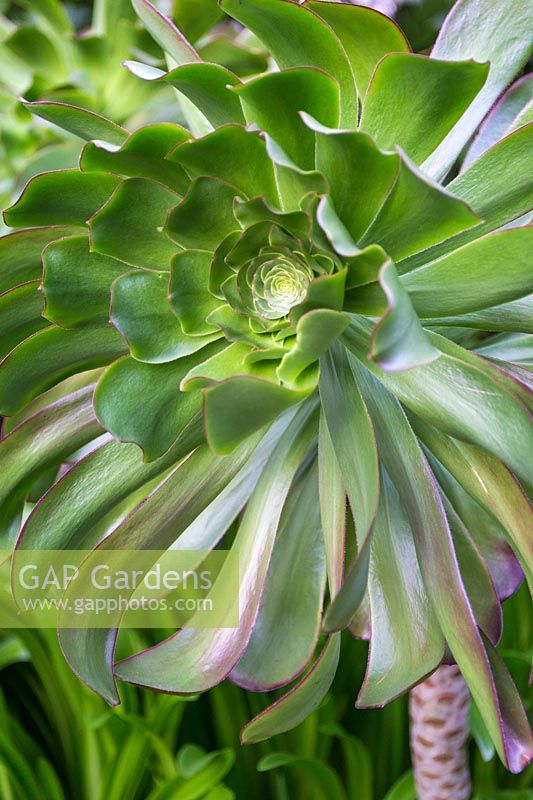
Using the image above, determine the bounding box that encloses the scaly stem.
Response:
[409,665,472,800]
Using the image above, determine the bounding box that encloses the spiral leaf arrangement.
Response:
[0,0,532,772]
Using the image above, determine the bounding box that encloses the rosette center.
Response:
[252,256,313,320]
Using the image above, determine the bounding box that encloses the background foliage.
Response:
[0,585,530,798]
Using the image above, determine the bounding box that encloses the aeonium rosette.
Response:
[0,0,532,773]
[71,80,485,455]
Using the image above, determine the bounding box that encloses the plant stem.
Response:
[409,665,471,800]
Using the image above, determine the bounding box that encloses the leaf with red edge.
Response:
[413,416,533,592]
[241,634,341,744]
[221,0,358,127]
[361,54,488,165]
[113,401,318,695]
[319,342,379,631]
[230,462,326,691]
[131,0,201,64]
[4,170,119,228]
[425,0,533,179]
[352,357,533,773]
[357,470,443,708]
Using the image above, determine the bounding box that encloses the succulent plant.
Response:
[0,0,532,789]
[0,0,266,225]
[0,0,164,226]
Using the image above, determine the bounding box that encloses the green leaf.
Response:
[0,39,32,95]
[429,329,533,412]
[344,320,533,486]
[89,178,181,270]
[115,401,318,693]
[203,376,312,454]
[425,449,523,601]
[353,361,533,774]
[277,309,350,387]
[292,269,347,323]
[171,0,223,42]
[230,463,326,690]
[0,726,43,800]
[0,638,29,672]
[425,0,533,178]
[0,282,47,360]
[17,417,203,551]
[198,36,267,79]
[124,59,212,137]
[0,227,78,295]
[463,74,533,169]
[5,25,66,79]
[383,772,416,800]
[21,100,128,145]
[357,470,443,707]
[319,343,378,538]
[403,227,533,317]
[101,728,152,800]
[474,332,533,364]
[221,0,357,126]
[241,634,340,743]
[173,749,234,798]
[256,751,346,800]
[509,99,533,131]
[0,325,127,416]
[173,414,290,550]
[131,0,201,64]
[111,269,220,362]
[420,294,533,334]
[177,744,214,779]
[361,54,488,164]
[206,305,272,349]
[442,495,502,644]
[169,125,279,206]
[94,345,221,459]
[92,0,136,34]
[349,259,440,371]
[345,245,389,289]
[315,197,360,257]
[169,250,224,336]
[42,234,127,328]
[319,342,379,631]
[80,124,190,192]
[400,124,533,272]
[263,133,327,212]
[2,370,101,435]
[307,0,409,97]
[234,196,311,242]
[13,143,81,188]
[163,63,245,127]
[0,386,101,523]
[412,417,533,591]
[165,179,240,252]
[233,68,340,170]
[318,413,345,597]
[470,701,497,762]
[360,152,479,261]
[3,170,120,228]
[19,0,73,32]
[301,115,399,242]
[181,342,253,391]
[61,436,260,703]
[321,725,372,800]
[195,786,234,800]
